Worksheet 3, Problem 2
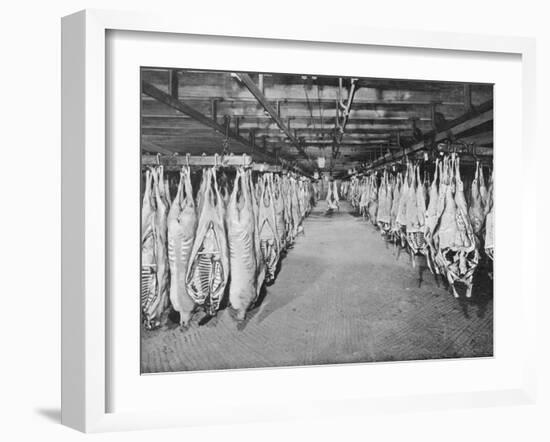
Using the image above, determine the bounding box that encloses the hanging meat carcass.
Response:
[361,178,369,219]
[141,169,157,327]
[354,177,362,210]
[396,165,410,219]
[325,180,332,208]
[272,174,287,251]
[374,172,385,228]
[217,171,231,208]
[290,177,303,236]
[432,156,479,298]
[226,168,258,321]
[258,173,280,282]
[195,163,210,215]
[405,165,429,264]
[468,161,485,237]
[185,168,229,315]
[167,166,197,327]
[389,173,402,244]
[343,180,350,200]
[326,179,339,211]
[152,167,169,321]
[424,159,441,274]
[141,167,170,329]
[369,175,379,224]
[297,179,306,219]
[479,165,488,208]
[376,171,392,233]
[395,165,412,246]
[484,170,494,260]
[332,180,339,207]
[368,175,377,222]
[281,175,294,245]
[349,177,360,210]
[141,169,155,249]
[163,173,171,209]
[156,166,171,210]
[247,170,267,298]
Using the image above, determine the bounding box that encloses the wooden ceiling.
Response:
[141,68,493,174]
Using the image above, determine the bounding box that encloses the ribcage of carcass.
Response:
[188,224,225,311]
[407,231,427,254]
[259,221,278,277]
[141,265,157,311]
[197,254,214,296]
[260,239,277,278]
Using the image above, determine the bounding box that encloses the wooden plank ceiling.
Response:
[141,68,493,174]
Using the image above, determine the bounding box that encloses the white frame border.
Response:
[61,9,537,433]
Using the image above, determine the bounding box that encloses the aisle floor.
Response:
[141,200,493,373]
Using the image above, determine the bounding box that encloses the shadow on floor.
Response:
[35,408,61,423]
[455,261,494,319]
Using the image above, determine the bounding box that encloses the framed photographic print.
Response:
[61,9,537,432]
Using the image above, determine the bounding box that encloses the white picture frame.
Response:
[61,9,537,433]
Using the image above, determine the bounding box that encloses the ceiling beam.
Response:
[142,115,433,125]
[257,130,394,138]
[142,95,465,107]
[303,140,396,146]
[142,98,468,120]
[142,118,433,132]
[141,137,280,163]
[368,105,493,170]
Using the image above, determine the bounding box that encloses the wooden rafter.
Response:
[141,80,315,172]
[232,73,313,164]
[368,106,493,170]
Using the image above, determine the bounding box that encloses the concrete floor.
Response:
[141,200,493,373]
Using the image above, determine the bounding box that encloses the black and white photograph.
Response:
[140,68,494,373]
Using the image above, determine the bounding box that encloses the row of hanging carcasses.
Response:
[141,166,313,330]
[325,180,340,210]
[346,155,494,298]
